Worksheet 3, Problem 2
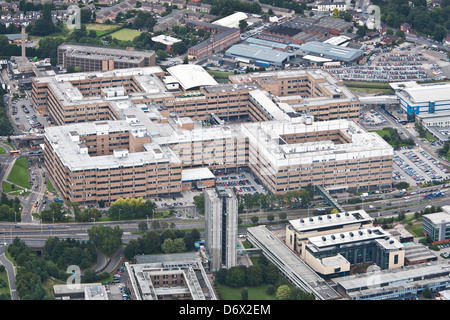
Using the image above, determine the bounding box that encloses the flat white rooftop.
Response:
[167,64,218,90]
[289,210,372,233]
[181,167,215,182]
[397,82,450,104]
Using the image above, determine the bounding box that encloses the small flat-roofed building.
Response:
[181,167,215,190]
[126,252,216,300]
[53,283,107,300]
[151,34,182,50]
[402,242,438,265]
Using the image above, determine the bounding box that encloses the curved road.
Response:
[0,246,18,300]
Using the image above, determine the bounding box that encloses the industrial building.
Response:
[185,19,241,60]
[296,41,365,63]
[204,187,238,271]
[224,43,294,67]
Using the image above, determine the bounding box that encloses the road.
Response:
[0,246,18,300]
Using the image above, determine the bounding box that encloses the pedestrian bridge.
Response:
[237,248,262,255]
[315,185,345,212]
[359,95,399,105]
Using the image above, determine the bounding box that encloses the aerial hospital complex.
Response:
[31,64,393,205]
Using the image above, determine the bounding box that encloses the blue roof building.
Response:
[297,41,364,62]
[225,44,294,66]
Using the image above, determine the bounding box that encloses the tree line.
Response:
[214,255,315,300]
[372,0,450,42]
[124,228,201,259]
[0,193,21,222]
[7,236,105,300]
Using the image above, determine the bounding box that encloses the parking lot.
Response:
[215,171,266,197]
[325,42,449,82]
[10,94,54,134]
[393,147,449,185]
[360,109,388,127]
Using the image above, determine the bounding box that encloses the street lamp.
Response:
[119,208,121,221]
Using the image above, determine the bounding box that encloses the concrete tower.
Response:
[204,187,238,272]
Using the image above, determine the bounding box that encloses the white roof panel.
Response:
[167,65,218,90]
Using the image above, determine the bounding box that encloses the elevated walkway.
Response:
[315,185,345,212]
[359,95,399,105]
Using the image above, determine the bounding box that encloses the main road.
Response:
[1,188,448,248]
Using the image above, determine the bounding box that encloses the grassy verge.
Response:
[1,141,15,150]
[0,147,5,154]
[343,80,392,90]
[206,69,231,83]
[0,266,10,299]
[47,179,56,194]
[7,157,30,189]
[85,23,121,36]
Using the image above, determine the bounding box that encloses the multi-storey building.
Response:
[204,187,238,271]
[57,44,156,72]
[35,65,392,204]
[422,206,450,243]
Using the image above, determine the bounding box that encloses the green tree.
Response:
[87,224,123,256]
[241,287,248,300]
[225,266,246,287]
[276,285,291,300]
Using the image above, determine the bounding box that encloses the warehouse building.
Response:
[297,41,364,63]
[224,43,294,67]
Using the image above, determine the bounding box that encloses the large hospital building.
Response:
[33,65,393,204]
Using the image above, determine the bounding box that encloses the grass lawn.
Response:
[343,80,392,90]
[206,69,231,83]
[216,283,277,300]
[0,146,5,154]
[404,223,425,237]
[349,87,393,95]
[109,28,142,41]
[7,157,30,189]
[86,23,120,36]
